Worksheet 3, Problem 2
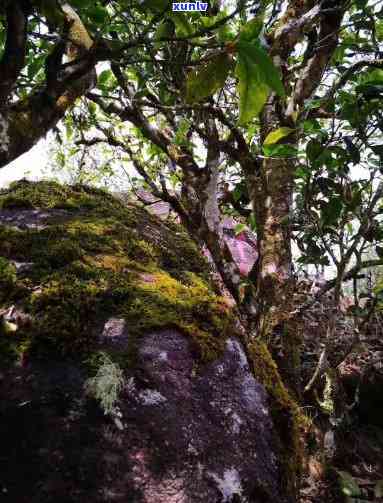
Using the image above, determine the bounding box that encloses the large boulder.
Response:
[0,181,300,502]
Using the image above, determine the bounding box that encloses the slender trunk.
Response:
[254,156,295,338]
[251,151,301,391]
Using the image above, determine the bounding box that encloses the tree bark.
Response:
[0,2,96,169]
[254,156,295,337]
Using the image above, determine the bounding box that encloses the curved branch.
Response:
[325,58,383,101]
[0,2,96,168]
[87,92,201,175]
[287,1,345,116]
[298,259,383,313]
[272,2,322,58]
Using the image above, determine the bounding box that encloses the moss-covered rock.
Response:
[0,180,233,365]
[0,180,303,503]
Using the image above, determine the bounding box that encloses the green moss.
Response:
[0,179,115,210]
[249,340,309,500]
[0,195,35,209]
[0,180,233,366]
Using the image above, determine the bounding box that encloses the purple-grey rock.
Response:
[0,330,289,503]
[0,208,70,230]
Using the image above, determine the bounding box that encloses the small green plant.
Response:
[0,257,16,303]
[0,257,16,284]
[84,352,124,417]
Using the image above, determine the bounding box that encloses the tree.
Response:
[1,0,383,390]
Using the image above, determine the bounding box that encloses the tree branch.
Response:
[0,1,28,107]
[0,2,96,168]
[287,1,345,117]
[325,58,383,101]
[272,2,322,58]
[298,259,383,313]
[87,92,201,175]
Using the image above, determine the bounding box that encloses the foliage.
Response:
[186,53,232,104]
[236,40,285,124]
[337,470,362,498]
[264,127,295,146]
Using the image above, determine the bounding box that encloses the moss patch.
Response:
[249,340,309,500]
[0,180,233,366]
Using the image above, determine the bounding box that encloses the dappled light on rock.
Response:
[0,181,296,502]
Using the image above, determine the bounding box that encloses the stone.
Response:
[0,181,297,502]
[0,331,287,503]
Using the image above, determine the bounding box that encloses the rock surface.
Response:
[0,329,286,502]
[0,181,296,502]
[130,191,259,278]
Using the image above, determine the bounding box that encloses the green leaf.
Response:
[239,17,263,43]
[186,53,232,103]
[155,20,174,41]
[237,41,285,97]
[249,213,257,231]
[218,21,236,43]
[356,83,383,99]
[264,127,295,145]
[88,102,97,115]
[262,144,297,157]
[337,471,361,498]
[174,118,192,145]
[236,52,269,124]
[306,139,323,163]
[321,197,343,225]
[377,20,383,41]
[235,40,285,123]
[235,223,247,235]
[88,5,108,24]
[98,69,113,86]
[171,13,194,36]
[66,122,73,140]
[233,184,243,202]
[28,56,45,80]
[0,26,5,50]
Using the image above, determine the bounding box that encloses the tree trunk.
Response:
[254,156,295,338]
[244,87,302,388]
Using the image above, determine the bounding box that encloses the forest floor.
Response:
[297,294,383,502]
